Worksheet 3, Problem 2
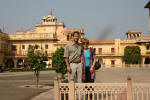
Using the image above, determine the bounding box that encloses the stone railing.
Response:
[54,76,150,100]
[123,64,150,68]
[101,64,150,68]
[133,83,150,100]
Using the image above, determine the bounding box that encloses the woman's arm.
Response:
[90,58,96,73]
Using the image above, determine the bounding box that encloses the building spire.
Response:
[50,9,53,15]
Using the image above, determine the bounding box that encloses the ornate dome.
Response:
[42,11,57,22]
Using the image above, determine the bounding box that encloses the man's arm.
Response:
[64,45,71,73]
[65,58,71,73]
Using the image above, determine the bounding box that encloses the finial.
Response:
[127,76,131,80]
[50,9,53,15]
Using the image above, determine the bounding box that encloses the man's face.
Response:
[73,33,79,42]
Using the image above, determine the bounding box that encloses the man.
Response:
[64,31,82,83]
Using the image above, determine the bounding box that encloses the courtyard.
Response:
[0,67,150,100]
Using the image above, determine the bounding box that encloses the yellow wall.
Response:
[0,32,9,67]
[102,57,123,68]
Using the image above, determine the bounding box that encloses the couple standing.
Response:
[64,31,96,83]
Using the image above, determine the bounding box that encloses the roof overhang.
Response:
[145,1,150,8]
[136,40,150,44]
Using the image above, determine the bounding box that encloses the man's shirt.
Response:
[64,42,81,63]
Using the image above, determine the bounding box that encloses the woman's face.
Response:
[83,42,89,49]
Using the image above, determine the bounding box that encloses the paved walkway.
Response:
[0,71,57,100]
[31,89,54,100]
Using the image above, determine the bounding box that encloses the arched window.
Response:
[67,35,69,41]
[45,44,48,49]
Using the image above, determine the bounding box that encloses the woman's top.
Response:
[83,49,90,67]
[81,48,96,82]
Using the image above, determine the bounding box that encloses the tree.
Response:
[52,47,67,78]
[123,46,142,64]
[25,45,48,88]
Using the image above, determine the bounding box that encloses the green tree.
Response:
[123,46,142,64]
[52,47,67,78]
[25,45,48,88]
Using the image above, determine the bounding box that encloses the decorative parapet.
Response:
[36,22,64,27]
[16,29,35,34]
[120,40,138,44]
[62,28,84,35]
[136,35,150,43]
[96,52,122,56]
[89,40,114,44]
[8,33,55,40]
[6,51,53,57]
[0,32,9,40]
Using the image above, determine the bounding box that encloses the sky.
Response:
[0,0,149,40]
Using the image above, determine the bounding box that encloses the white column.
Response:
[127,76,133,100]
[139,33,141,37]
[69,76,75,100]
[127,33,129,39]
[134,34,137,39]
[54,77,60,100]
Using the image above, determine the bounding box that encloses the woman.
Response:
[81,38,96,83]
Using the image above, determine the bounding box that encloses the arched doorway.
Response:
[17,58,24,68]
[97,57,102,68]
[6,58,14,69]
[144,57,150,64]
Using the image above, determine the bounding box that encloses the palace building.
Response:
[0,12,84,68]
[1,1,150,68]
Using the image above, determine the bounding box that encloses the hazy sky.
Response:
[0,0,149,40]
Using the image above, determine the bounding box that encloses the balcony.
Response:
[95,52,122,57]
[146,49,150,53]
[6,51,53,57]
[47,53,53,57]
[0,49,8,53]
[6,52,26,57]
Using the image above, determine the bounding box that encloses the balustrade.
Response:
[54,76,150,100]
